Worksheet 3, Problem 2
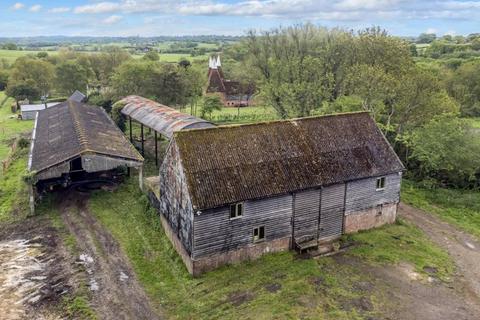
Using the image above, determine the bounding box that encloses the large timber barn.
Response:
[148,111,404,275]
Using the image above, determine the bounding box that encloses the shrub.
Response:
[111,101,126,132]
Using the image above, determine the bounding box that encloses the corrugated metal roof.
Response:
[120,96,215,139]
[69,90,87,103]
[30,100,143,174]
[21,103,60,112]
[174,112,405,210]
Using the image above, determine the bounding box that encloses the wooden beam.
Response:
[154,131,158,167]
[141,123,144,157]
[129,117,133,143]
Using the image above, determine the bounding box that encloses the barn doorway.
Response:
[70,157,83,172]
[293,184,346,251]
[318,184,346,242]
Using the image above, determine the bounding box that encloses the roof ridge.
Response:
[175,111,371,136]
[69,100,90,151]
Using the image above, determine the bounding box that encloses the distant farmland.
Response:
[0,49,207,64]
[0,49,58,63]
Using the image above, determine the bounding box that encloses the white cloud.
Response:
[70,0,480,23]
[49,7,71,13]
[29,5,42,12]
[102,15,123,24]
[426,27,437,34]
[74,2,122,14]
[11,2,25,10]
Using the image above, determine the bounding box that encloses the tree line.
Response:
[1,25,479,189]
[223,25,480,188]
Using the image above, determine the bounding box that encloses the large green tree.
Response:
[55,61,89,95]
[445,61,480,116]
[406,114,480,187]
[7,57,54,97]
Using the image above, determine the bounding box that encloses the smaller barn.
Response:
[28,99,143,212]
[148,112,404,275]
[21,103,60,120]
[20,91,87,120]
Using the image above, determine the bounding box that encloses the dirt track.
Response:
[392,203,480,319]
[57,191,161,320]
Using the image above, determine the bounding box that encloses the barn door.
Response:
[318,184,345,241]
[293,189,321,243]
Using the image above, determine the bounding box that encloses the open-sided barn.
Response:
[28,99,143,212]
[147,112,405,275]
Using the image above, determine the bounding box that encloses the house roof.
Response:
[173,112,405,210]
[30,100,143,173]
[120,95,215,139]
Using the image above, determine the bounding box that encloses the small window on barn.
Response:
[376,177,386,191]
[230,203,243,219]
[253,226,265,243]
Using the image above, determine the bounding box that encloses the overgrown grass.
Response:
[345,219,454,280]
[466,117,480,129]
[0,91,33,163]
[88,178,454,319]
[0,147,29,223]
[187,105,279,124]
[402,180,480,239]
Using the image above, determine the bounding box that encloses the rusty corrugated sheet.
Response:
[173,112,405,210]
[120,96,215,139]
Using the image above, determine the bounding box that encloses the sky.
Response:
[0,0,479,37]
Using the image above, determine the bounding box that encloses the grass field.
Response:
[0,49,206,65]
[402,180,480,239]
[0,91,32,222]
[88,178,453,319]
[0,49,58,63]
[0,92,33,162]
[187,105,279,124]
[132,52,208,62]
[466,117,480,129]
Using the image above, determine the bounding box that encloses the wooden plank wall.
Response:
[185,172,402,259]
[345,173,402,213]
[192,194,292,259]
[159,141,194,255]
[293,189,320,241]
[319,184,345,239]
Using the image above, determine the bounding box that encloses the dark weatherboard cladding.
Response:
[174,112,404,211]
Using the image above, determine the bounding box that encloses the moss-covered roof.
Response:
[174,112,404,210]
[30,100,143,173]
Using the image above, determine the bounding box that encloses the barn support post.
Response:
[129,117,133,143]
[28,184,35,215]
[140,124,145,157]
[138,165,144,191]
[154,131,158,167]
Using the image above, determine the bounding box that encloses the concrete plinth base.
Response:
[344,202,398,234]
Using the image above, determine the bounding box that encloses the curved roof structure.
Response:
[120,96,215,139]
